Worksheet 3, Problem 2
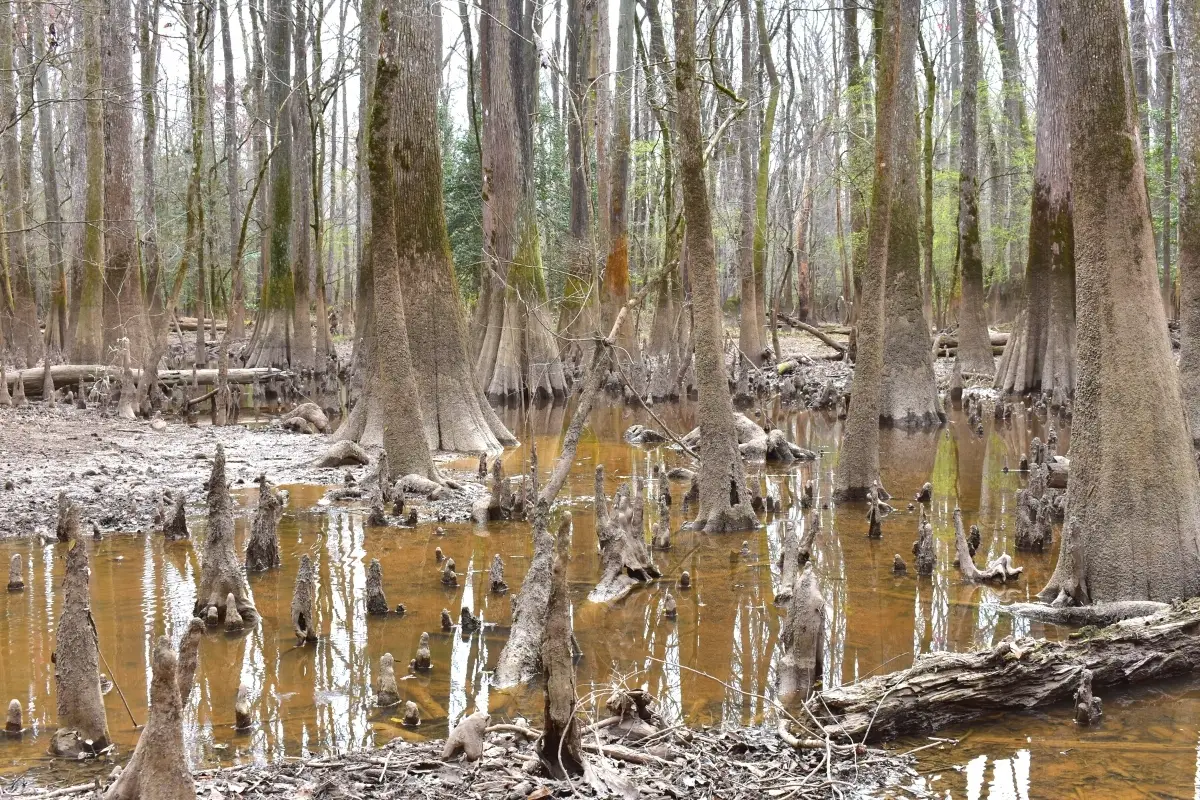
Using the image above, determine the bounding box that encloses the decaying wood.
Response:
[866,483,890,538]
[245,478,282,571]
[590,467,660,603]
[681,413,814,463]
[102,638,193,800]
[460,606,481,633]
[491,521,555,688]
[1000,600,1169,626]
[776,313,848,354]
[51,538,110,756]
[194,446,257,625]
[315,441,370,468]
[5,365,289,397]
[441,558,457,587]
[291,556,318,642]
[774,522,801,603]
[953,507,1022,581]
[376,654,400,707]
[489,554,507,593]
[442,711,490,762]
[911,508,935,576]
[810,599,1200,742]
[651,492,671,550]
[365,559,389,614]
[7,553,23,591]
[1073,669,1102,725]
[164,494,188,541]
[540,512,584,777]
[235,685,253,730]
[56,491,75,542]
[176,620,203,702]
[777,564,825,703]
[1015,470,1053,551]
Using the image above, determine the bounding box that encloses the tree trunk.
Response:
[474,0,567,403]
[290,0,315,370]
[245,0,295,367]
[102,0,148,365]
[953,0,994,376]
[752,0,778,354]
[1131,0,1151,146]
[793,146,814,323]
[844,0,868,332]
[880,6,940,430]
[736,0,763,371]
[52,537,111,757]
[33,3,66,356]
[674,0,757,532]
[0,0,39,366]
[72,0,106,365]
[220,0,245,341]
[834,0,908,500]
[994,0,1075,397]
[364,0,437,480]
[918,29,936,326]
[185,0,208,369]
[1158,0,1174,317]
[1040,0,1200,605]
[1178,0,1200,442]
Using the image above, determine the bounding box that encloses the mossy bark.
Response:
[1040,0,1200,604]
[72,0,107,366]
[1175,0,1200,442]
[674,0,757,532]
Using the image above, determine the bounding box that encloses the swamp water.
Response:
[0,401,1195,798]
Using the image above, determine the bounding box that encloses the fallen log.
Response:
[809,598,1200,742]
[176,316,230,332]
[5,365,290,397]
[934,330,1009,348]
[774,313,848,354]
[1000,600,1168,626]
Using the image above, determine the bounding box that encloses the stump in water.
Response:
[477,453,487,479]
[911,508,936,576]
[539,513,584,778]
[1074,669,1102,725]
[482,459,515,521]
[489,554,507,593]
[774,522,802,604]
[402,701,420,727]
[953,507,1023,581]
[441,609,453,631]
[441,558,457,587]
[6,699,21,734]
[893,554,907,573]
[492,518,556,688]
[102,637,192,800]
[224,594,245,632]
[866,483,890,538]
[365,559,389,615]
[194,446,257,624]
[51,538,110,756]
[968,524,981,557]
[777,564,825,703]
[411,632,432,672]
[663,590,677,619]
[442,711,489,762]
[291,555,318,642]
[461,606,481,633]
[376,654,400,707]
[245,477,282,571]
[590,467,660,604]
[651,492,671,550]
[916,482,932,503]
[800,479,815,510]
[679,571,691,589]
[176,620,203,703]
[7,554,23,591]
[164,494,188,541]
[1015,478,1054,552]
[56,491,75,542]
[234,685,253,731]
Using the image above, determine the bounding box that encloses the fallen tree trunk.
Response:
[5,366,290,397]
[775,313,848,354]
[809,598,1200,742]
[935,330,1009,348]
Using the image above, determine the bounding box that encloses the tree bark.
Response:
[33,3,66,355]
[834,0,908,500]
[72,0,106,365]
[1178,0,1200,442]
[995,0,1075,397]
[953,0,994,377]
[51,537,111,756]
[220,0,245,341]
[601,0,637,364]
[1041,0,1200,605]
[736,0,763,371]
[1158,0,1175,317]
[674,0,758,532]
[290,0,315,370]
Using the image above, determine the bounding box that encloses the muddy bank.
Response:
[0,405,482,540]
[0,725,934,799]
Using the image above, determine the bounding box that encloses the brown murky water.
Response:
[2,400,1196,797]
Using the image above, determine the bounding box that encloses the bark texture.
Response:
[194,446,258,623]
[1177,0,1200,442]
[52,539,110,755]
[1041,0,1200,604]
[539,514,584,777]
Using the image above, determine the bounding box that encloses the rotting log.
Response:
[1000,600,1168,626]
[5,365,290,397]
[777,564,824,703]
[775,313,848,354]
[809,598,1200,742]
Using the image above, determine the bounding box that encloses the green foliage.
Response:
[533,102,570,300]
[440,106,484,305]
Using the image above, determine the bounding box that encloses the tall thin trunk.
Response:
[834,0,908,500]
[220,0,244,340]
[290,0,315,369]
[601,0,636,362]
[73,0,106,364]
[1176,0,1200,440]
[844,0,868,332]
[953,0,994,376]
[1131,0,1151,146]
[186,0,208,367]
[918,27,936,326]
[736,0,762,372]
[752,0,777,352]
[1158,0,1174,316]
[33,1,66,354]
[673,0,757,532]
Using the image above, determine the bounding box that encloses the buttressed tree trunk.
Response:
[995,0,1075,397]
[474,0,567,404]
[1040,0,1200,605]
[834,0,906,500]
[245,0,295,367]
[1178,0,1200,442]
[880,3,940,429]
[362,0,438,480]
[953,0,995,377]
[674,0,757,532]
[391,0,514,454]
[102,0,149,365]
[0,0,40,367]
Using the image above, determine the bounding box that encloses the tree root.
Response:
[590,467,660,604]
[953,507,1022,582]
